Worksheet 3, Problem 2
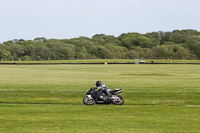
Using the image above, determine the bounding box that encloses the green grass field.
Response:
[0,64,200,133]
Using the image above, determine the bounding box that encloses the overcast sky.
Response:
[0,0,200,43]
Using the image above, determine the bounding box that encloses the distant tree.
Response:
[178,29,200,36]
[173,45,191,59]
[105,43,127,59]
[119,33,152,48]
[168,30,186,44]
[3,40,14,45]
[153,45,174,59]
[1,29,200,60]
[130,46,145,58]
[21,55,31,61]
[92,34,106,45]
[24,44,37,60]
[76,47,88,59]
[35,44,51,60]
[34,37,47,42]
[125,50,138,59]
[6,43,24,60]
[162,42,176,45]
[118,33,139,48]
[0,50,13,61]
[13,39,18,43]
[158,31,171,44]
[186,42,200,59]
[137,36,151,48]
[144,48,154,59]
[18,39,25,42]
[90,46,111,59]
[145,32,161,47]
[55,44,75,60]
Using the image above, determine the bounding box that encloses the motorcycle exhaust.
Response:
[114,90,123,94]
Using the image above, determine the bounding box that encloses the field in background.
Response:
[0,64,200,132]
[0,59,200,64]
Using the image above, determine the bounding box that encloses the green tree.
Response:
[145,32,161,47]
[158,31,171,44]
[90,46,111,59]
[1,29,200,60]
[125,50,138,59]
[153,45,174,59]
[0,50,13,61]
[137,36,151,48]
[118,33,139,48]
[56,44,75,60]
[105,43,127,59]
[76,47,88,59]
[92,34,106,45]
[7,43,24,60]
[173,45,191,59]
[119,33,152,48]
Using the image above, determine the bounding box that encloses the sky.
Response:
[0,0,200,43]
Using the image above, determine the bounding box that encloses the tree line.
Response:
[0,29,200,61]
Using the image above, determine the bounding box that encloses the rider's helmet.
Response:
[96,80,102,87]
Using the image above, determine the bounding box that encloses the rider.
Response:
[96,81,112,97]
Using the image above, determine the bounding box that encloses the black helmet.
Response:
[96,81,102,87]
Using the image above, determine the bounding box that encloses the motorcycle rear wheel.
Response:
[83,96,95,105]
[112,95,124,105]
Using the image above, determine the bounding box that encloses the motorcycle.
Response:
[83,87,124,105]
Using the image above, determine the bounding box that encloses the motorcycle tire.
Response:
[83,96,95,105]
[111,95,124,105]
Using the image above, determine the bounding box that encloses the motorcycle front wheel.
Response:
[83,96,95,105]
[112,95,124,105]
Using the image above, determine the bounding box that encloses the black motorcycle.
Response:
[83,87,124,105]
